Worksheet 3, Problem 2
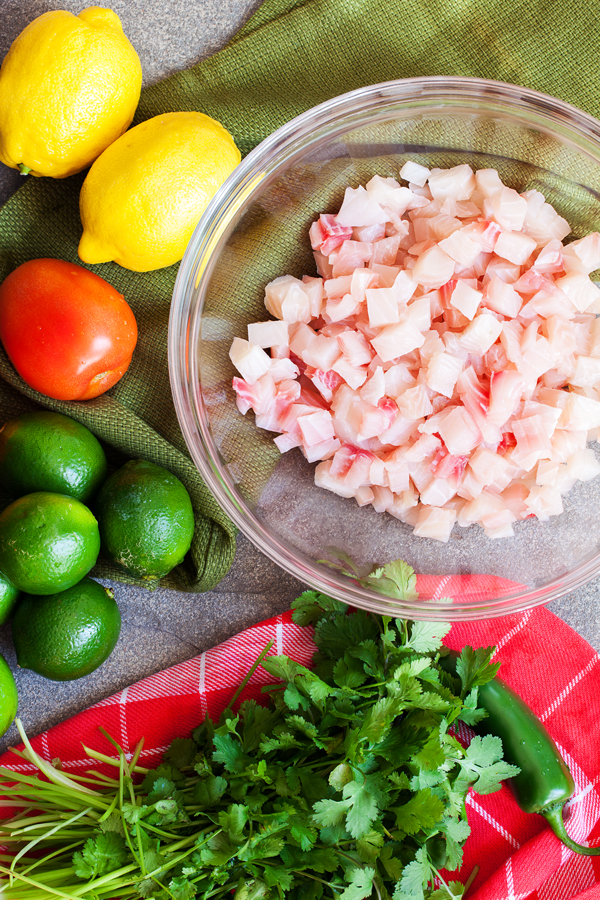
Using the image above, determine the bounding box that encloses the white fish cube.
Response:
[459,313,503,355]
[400,160,430,186]
[229,338,271,385]
[247,320,289,348]
[412,506,457,542]
[494,231,536,265]
[554,272,600,313]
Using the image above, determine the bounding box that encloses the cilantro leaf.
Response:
[391,789,446,835]
[339,866,376,900]
[455,646,500,697]
[393,847,431,900]
[406,622,451,654]
[73,832,128,880]
[164,737,197,769]
[364,559,418,601]
[457,735,521,794]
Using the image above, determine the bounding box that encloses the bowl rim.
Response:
[169,75,600,620]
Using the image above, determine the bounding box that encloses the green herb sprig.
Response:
[0,586,518,900]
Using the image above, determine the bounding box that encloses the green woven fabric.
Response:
[0,0,598,592]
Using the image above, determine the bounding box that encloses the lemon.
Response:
[0,411,108,503]
[78,111,241,272]
[0,7,142,179]
[12,577,121,681]
[0,654,18,736]
[0,492,100,595]
[94,459,195,581]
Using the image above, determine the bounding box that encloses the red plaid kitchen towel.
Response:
[1,578,600,900]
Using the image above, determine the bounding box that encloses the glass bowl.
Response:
[169,76,600,620]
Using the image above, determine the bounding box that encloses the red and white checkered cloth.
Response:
[2,576,600,900]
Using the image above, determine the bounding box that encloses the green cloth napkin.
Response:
[0,0,597,592]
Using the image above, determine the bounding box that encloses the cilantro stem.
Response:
[292,870,341,894]
[222,640,275,721]
[10,807,94,872]
[463,864,480,895]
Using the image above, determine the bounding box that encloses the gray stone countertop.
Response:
[0,0,599,754]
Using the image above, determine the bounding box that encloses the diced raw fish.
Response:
[425,351,463,398]
[431,448,468,479]
[331,357,368,390]
[487,370,525,427]
[230,161,600,543]
[525,485,563,521]
[428,165,476,201]
[494,230,536,265]
[230,337,272,384]
[366,287,400,326]
[412,505,457,542]
[336,186,389,227]
[371,233,403,265]
[450,281,482,320]
[400,160,430,186]
[559,392,600,431]
[411,244,455,287]
[475,168,504,198]
[268,357,299,382]
[314,459,356,499]
[371,264,401,287]
[398,384,434,420]
[566,448,600,481]
[569,356,600,388]
[459,314,503,355]
[562,233,600,274]
[460,219,501,252]
[554,271,600,313]
[301,276,326,317]
[532,239,564,274]
[360,366,386,405]
[331,240,374,277]
[303,437,341,463]
[366,175,415,216]
[371,321,426,362]
[483,187,528,231]
[309,368,344,403]
[438,406,482,455]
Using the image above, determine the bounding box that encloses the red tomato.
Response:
[0,258,138,401]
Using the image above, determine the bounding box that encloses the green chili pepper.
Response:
[442,650,600,856]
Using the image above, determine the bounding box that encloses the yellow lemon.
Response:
[0,7,142,179]
[78,111,241,272]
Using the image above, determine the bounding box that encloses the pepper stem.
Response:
[542,802,600,855]
[17,164,31,176]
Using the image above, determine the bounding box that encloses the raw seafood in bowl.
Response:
[169,78,600,619]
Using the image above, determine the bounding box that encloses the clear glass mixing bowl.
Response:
[169,77,600,620]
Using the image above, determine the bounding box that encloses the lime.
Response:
[0,571,19,625]
[0,652,17,734]
[0,492,100,595]
[95,459,195,581]
[12,576,121,681]
[0,411,108,502]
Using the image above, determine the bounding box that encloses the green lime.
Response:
[95,459,195,582]
[0,571,19,625]
[0,652,17,734]
[12,576,121,681]
[0,411,108,503]
[0,492,100,595]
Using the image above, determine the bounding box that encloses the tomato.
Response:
[0,258,138,401]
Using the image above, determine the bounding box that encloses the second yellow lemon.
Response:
[0,7,142,179]
[78,111,241,272]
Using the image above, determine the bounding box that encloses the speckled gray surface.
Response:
[0,0,599,756]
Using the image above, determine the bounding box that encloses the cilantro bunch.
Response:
[0,592,518,900]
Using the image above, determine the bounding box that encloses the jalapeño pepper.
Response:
[442,650,600,856]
